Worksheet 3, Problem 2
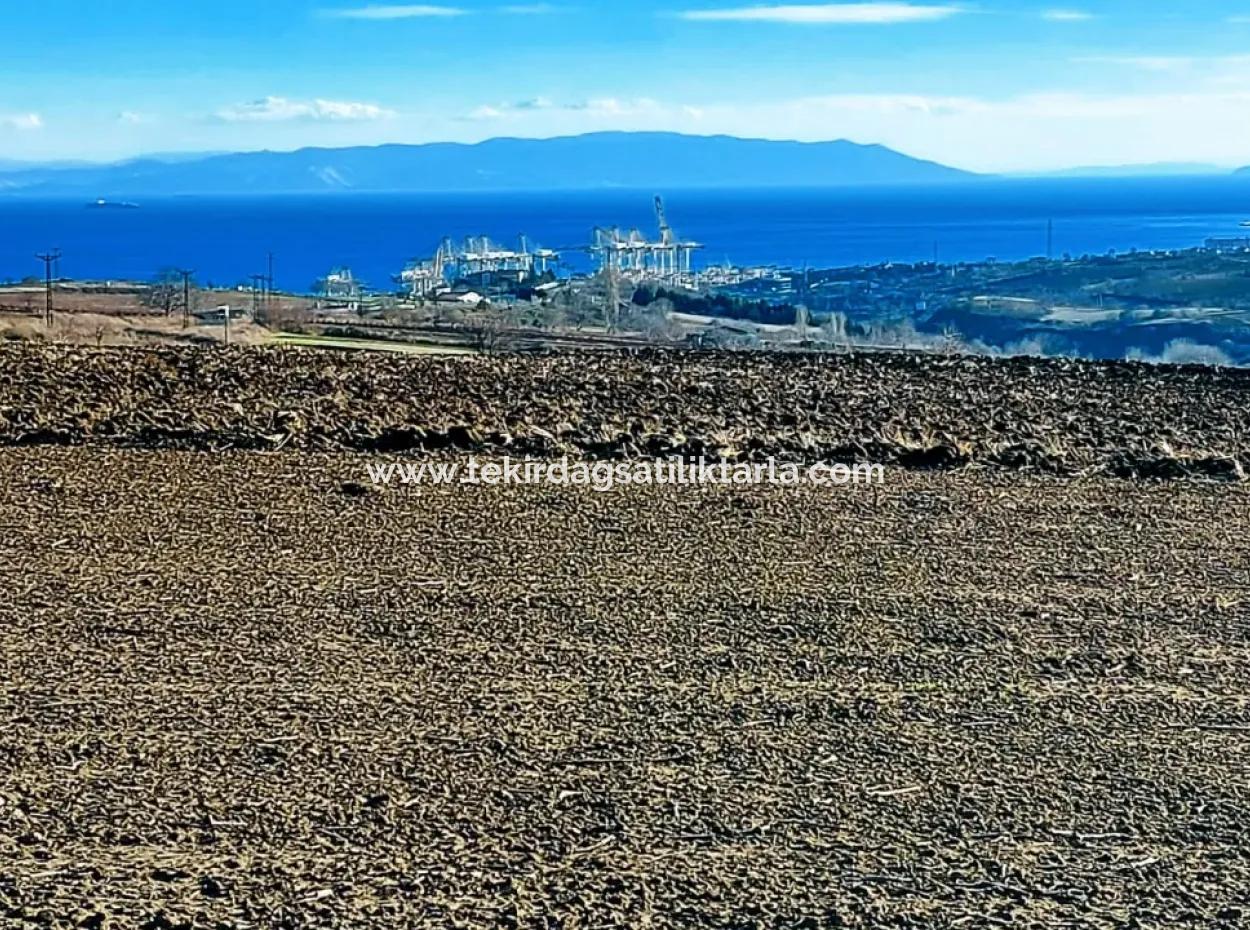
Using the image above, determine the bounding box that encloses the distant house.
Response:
[1205,237,1250,253]
[436,291,484,305]
[315,302,361,315]
[193,305,242,325]
[971,296,1042,314]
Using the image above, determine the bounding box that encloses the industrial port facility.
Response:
[12,190,1250,364]
[393,195,731,302]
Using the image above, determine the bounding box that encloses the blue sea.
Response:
[1,177,1248,292]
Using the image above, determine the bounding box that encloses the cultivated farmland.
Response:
[1,345,1248,928]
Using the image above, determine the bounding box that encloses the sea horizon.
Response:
[3,175,1249,292]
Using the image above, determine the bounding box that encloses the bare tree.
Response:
[468,316,511,354]
[145,269,181,316]
[822,311,850,350]
[939,325,965,356]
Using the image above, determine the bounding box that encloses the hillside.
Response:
[0,132,973,195]
[1038,162,1231,178]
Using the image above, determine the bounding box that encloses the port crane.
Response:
[400,234,557,297]
[655,195,673,245]
[398,196,701,298]
[588,196,703,285]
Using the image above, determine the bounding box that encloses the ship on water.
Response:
[87,198,139,209]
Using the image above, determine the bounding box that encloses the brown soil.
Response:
[1,448,1248,928]
[2,344,1249,478]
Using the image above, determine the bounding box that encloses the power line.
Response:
[35,249,62,328]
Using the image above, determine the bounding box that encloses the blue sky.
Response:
[3,1,1250,170]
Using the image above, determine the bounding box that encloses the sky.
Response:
[3,1,1250,171]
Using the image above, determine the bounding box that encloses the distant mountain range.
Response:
[0,133,975,196]
[5,134,1249,196]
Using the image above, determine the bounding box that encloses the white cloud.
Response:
[216,96,396,122]
[512,96,558,110]
[466,96,669,120]
[1041,9,1093,21]
[314,99,397,120]
[322,4,465,19]
[118,111,153,125]
[466,97,556,119]
[1075,54,1250,79]
[678,3,964,24]
[572,97,665,115]
[500,3,564,12]
[1,113,43,131]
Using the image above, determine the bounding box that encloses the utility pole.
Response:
[177,269,195,328]
[36,249,62,328]
[250,274,266,322]
[266,252,275,322]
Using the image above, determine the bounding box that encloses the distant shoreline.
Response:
[2,177,1249,293]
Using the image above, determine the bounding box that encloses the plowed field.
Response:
[3,344,1249,477]
[2,344,1250,928]
[2,443,1249,929]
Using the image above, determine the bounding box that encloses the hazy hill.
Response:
[1037,162,1233,178]
[0,133,973,196]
